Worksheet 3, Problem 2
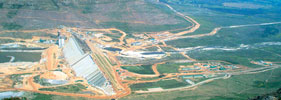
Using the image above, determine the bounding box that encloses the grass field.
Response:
[39,84,86,93]
[129,79,189,91]
[0,0,192,33]
[160,47,176,52]
[101,30,123,42]
[121,65,154,74]
[117,53,186,65]
[21,92,104,100]
[166,24,281,68]
[0,0,280,99]
[164,0,281,49]
[0,32,57,39]
[16,68,281,100]
[33,75,52,86]
[139,77,160,81]
[257,45,281,56]
[9,73,31,87]
[142,46,159,51]
[100,21,191,34]
[167,24,281,48]
[1,22,22,30]
[0,39,15,44]
[122,67,281,100]
[187,47,281,68]
[124,77,159,81]
[157,62,193,74]
[165,53,186,60]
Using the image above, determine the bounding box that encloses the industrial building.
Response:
[63,37,115,95]
[181,74,205,79]
[120,51,166,58]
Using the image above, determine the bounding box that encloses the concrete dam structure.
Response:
[63,37,115,95]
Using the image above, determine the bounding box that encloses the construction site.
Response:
[0,1,281,99]
[0,22,279,99]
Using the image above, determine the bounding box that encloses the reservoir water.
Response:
[0,52,42,63]
[104,47,122,52]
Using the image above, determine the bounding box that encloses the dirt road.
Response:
[164,4,200,36]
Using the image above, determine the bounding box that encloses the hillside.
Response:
[0,0,191,33]
[251,88,281,100]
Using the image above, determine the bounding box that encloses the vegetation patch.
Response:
[81,5,93,14]
[124,77,137,81]
[0,3,3,8]
[253,81,281,88]
[0,32,57,39]
[157,62,192,74]
[101,22,191,34]
[102,31,122,42]
[165,53,186,60]
[33,75,52,86]
[223,2,268,9]
[31,93,53,100]
[142,46,159,51]
[1,22,22,30]
[123,67,281,100]
[130,79,188,91]
[2,97,27,100]
[139,77,159,81]
[6,10,18,18]
[9,73,31,87]
[250,88,281,100]
[160,47,175,52]
[121,65,154,74]
[39,84,86,93]
[0,39,15,44]
[187,48,281,68]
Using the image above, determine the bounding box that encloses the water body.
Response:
[0,52,42,63]
[7,56,15,62]
[104,47,122,52]
[0,47,46,50]
[45,79,68,85]
[0,91,24,99]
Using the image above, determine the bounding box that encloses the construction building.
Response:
[63,36,115,95]
[58,37,65,48]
